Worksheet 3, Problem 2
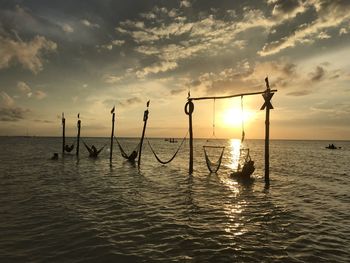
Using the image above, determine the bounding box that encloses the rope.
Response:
[213,98,216,137]
[147,131,188,164]
[203,146,225,173]
[241,96,245,143]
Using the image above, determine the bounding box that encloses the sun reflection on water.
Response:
[218,139,251,237]
[228,139,241,171]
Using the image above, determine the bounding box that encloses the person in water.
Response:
[83,142,104,158]
[64,144,74,152]
[128,150,137,161]
[51,153,59,160]
[89,145,98,158]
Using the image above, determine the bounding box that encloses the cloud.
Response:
[180,1,191,8]
[339,27,348,35]
[99,39,125,50]
[268,0,307,20]
[34,119,53,123]
[81,19,100,28]
[286,90,312,96]
[62,23,74,33]
[0,90,30,121]
[259,1,350,56]
[0,107,29,121]
[136,61,178,78]
[111,40,125,46]
[318,31,331,39]
[117,6,273,76]
[0,91,15,107]
[186,59,330,96]
[309,66,325,82]
[34,90,47,100]
[0,35,57,73]
[103,74,123,84]
[118,96,142,107]
[17,81,32,97]
[16,81,47,99]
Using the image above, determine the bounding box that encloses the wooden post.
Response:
[110,106,115,164]
[265,98,270,186]
[62,113,65,155]
[76,115,81,157]
[138,101,150,168]
[260,77,274,186]
[185,99,194,174]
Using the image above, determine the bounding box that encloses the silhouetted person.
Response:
[128,150,137,162]
[51,153,59,160]
[64,144,74,152]
[83,142,104,158]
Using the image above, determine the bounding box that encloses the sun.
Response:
[220,107,252,128]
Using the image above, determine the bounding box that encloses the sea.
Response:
[0,137,349,262]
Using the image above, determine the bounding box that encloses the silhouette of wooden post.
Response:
[185,99,194,174]
[76,114,81,157]
[260,77,274,186]
[62,113,65,155]
[110,106,115,164]
[138,101,150,168]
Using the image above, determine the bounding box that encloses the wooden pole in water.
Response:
[76,114,81,157]
[110,106,115,164]
[138,101,150,168]
[185,99,194,174]
[260,77,274,186]
[265,98,270,186]
[62,112,65,155]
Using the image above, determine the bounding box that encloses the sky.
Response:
[0,0,349,140]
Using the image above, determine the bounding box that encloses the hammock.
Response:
[114,137,139,161]
[82,141,105,158]
[64,143,74,153]
[231,148,255,178]
[203,146,225,173]
[147,132,188,165]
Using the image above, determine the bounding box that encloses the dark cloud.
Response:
[0,107,30,121]
[286,90,312,96]
[33,119,53,123]
[118,97,142,107]
[170,88,186,95]
[310,66,325,82]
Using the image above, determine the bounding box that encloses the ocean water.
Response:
[0,137,349,262]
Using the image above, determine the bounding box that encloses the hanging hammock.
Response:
[203,99,226,173]
[64,140,75,153]
[203,146,225,173]
[231,149,255,178]
[82,140,105,158]
[114,137,139,161]
[147,132,188,165]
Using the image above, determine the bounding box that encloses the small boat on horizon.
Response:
[325,144,341,150]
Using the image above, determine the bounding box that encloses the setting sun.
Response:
[220,107,252,128]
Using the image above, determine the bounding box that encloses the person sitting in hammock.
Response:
[128,150,138,162]
[64,144,74,152]
[84,142,104,158]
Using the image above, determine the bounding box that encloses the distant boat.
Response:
[166,138,177,143]
[325,144,341,150]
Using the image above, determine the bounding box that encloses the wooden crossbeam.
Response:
[189,89,277,101]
